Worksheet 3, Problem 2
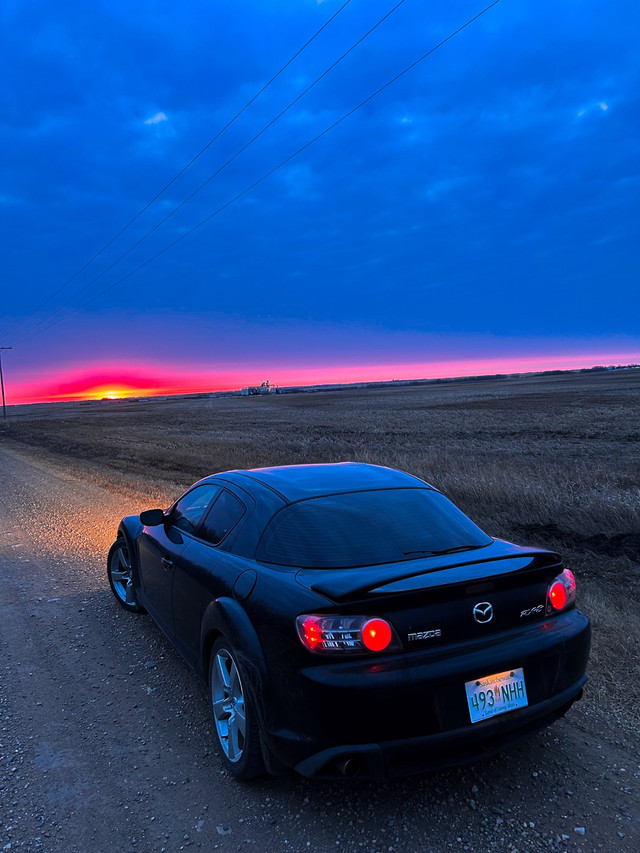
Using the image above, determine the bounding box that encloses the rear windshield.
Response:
[256,488,491,568]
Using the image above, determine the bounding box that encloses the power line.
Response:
[15,0,502,346]
[12,0,410,344]
[2,0,355,341]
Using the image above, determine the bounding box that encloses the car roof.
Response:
[218,462,430,503]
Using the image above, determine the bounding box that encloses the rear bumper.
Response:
[260,608,591,778]
[293,677,586,779]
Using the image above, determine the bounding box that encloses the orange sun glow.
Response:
[91,386,129,400]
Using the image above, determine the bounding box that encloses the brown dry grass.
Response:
[3,368,639,723]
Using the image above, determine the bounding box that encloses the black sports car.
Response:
[107,462,590,779]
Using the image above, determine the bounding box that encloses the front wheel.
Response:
[209,638,265,779]
[107,538,144,613]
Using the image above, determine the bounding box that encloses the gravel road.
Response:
[1,445,638,853]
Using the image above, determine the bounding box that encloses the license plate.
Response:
[465,667,528,723]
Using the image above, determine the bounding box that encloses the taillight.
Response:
[296,614,402,655]
[547,569,576,613]
[361,618,392,652]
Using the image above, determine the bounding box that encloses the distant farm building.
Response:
[240,380,279,396]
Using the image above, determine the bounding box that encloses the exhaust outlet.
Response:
[339,757,362,777]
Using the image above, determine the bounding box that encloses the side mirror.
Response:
[140,508,165,526]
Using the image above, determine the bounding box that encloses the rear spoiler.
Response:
[296,540,561,602]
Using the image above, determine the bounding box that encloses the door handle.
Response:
[161,557,174,570]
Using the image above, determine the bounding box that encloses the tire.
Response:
[209,638,265,779]
[107,538,144,613]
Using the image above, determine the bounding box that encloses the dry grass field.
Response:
[4,368,640,726]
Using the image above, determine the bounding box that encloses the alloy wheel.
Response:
[211,648,246,762]
[109,543,136,606]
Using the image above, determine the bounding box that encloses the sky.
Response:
[1,0,639,404]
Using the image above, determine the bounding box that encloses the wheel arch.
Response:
[200,597,266,682]
[116,515,143,562]
[201,600,269,729]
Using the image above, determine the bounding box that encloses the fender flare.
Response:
[200,596,265,675]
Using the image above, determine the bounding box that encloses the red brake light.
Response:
[547,569,576,612]
[361,618,392,652]
[548,581,567,610]
[296,614,401,655]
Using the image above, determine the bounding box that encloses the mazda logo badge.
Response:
[473,601,494,623]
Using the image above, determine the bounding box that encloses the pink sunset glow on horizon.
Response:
[5,351,639,406]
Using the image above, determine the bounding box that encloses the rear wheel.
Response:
[209,638,265,779]
[107,538,144,613]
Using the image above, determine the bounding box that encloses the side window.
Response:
[200,490,246,546]
[171,485,221,535]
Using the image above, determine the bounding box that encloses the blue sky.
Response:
[1,0,638,401]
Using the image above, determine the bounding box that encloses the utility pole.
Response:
[0,346,11,422]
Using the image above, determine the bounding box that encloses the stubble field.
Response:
[4,368,640,727]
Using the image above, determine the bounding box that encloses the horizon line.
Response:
[6,361,639,408]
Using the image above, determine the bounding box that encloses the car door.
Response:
[137,483,222,637]
[171,487,250,667]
